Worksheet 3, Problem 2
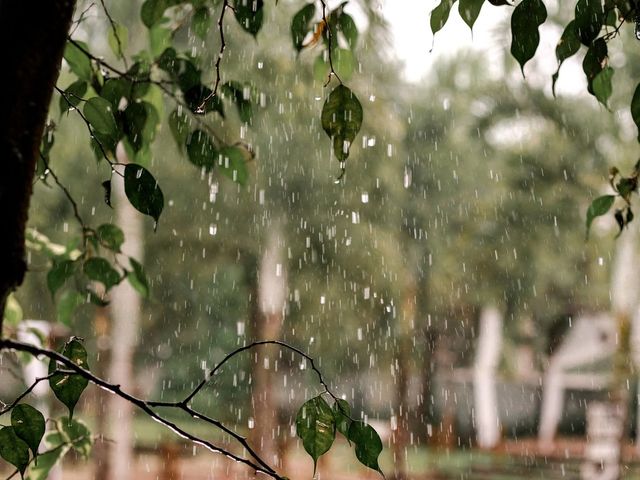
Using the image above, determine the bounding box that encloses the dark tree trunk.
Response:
[0,0,76,329]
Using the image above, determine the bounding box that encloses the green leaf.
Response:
[0,427,30,476]
[59,80,87,116]
[25,443,70,480]
[459,0,485,30]
[12,405,45,458]
[56,290,84,327]
[101,78,132,109]
[233,0,264,37]
[56,418,92,459]
[127,258,150,298]
[631,82,640,143]
[141,0,170,28]
[96,224,125,252]
[586,194,615,236]
[338,13,358,50]
[124,164,164,225]
[48,339,90,419]
[184,85,225,116]
[149,24,172,57]
[3,294,23,327]
[83,257,121,290]
[47,260,76,298]
[169,110,190,151]
[430,0,455,36]
[102,180,112,208]
[83,97,119,137]
[107,22,129,59]
[192,6,211,39]
[510,0,547,74]
[219,146,249,185]
[321,84,363,161]
[291,3,316,52]
[295,396,336,473]
[123,102,149,151]
[221,82,252,123]
[582,38,607,97]
[187,130,218,170]
[63,41,92,82]
[552,21,581,95]
[574,0,604,45]
[592,66,614,107]
[348,421,384,475]
[332,399,352,439]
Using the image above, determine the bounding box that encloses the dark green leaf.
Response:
[332,399,352,439]
[233,0,264,37]
[291,3,316,52]
[321,84,363,161]
[48,339,90,419]
[348,421,384,474]
[583,38,608,96]
[141,0,170,28]
[221,82,252,122]
[184,85,224,116]
[574,0,604,45]
[510,0,547,74]
[47,260,76,298]
[168,110,190,151]
[616,176,638,199]
[459,0,485,30]
[586,194,615,236]
[56,290,84,327]
[552,21,581,96]
[430,0,455,36]
[124,164,164,225]
[123,102,149,151]
[101,78,132,110]
[102,180,112,208]
[59,81,87,115]
[96,224,125,252]
[338,13,358,50]
[12,405,45,458]
[127,258,150,298]
[83,257,121,290]
[83,97,118,137]
[295,396,336,473]
[192,7,211,39]
[219,146,249,185]
[187,130,218,170]
[627,207,634,224]
[63,41,92,82]
[615,208,625,235]
[56,418,92,459]
[592,66,614,107]
[0,427,30,476]
[631,82,640,143]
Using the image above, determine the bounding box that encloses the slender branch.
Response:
[39,154,87,231]
[99,0,128,69]
[67,37,127,77]
[318,0,342,86]
[198,0,230,112]
[184,340,338,404]
[0,339,284,480]
[0,370,74,417]
[69,2,97,37]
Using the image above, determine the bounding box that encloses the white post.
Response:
[473,305,503,449]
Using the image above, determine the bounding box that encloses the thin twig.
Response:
[183,340,338,404]
[39,154,87,231]
[0,370,75,417]
[198,0,230,112]
[318,0,342,86]
[0,339,285,480]
[99,0,128,69]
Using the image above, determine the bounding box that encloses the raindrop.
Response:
[248,417,255,429]
[237,321,245,336]
[361,192,369,203]
[209,224,217,236]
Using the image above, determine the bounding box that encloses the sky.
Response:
[382,0,587,96]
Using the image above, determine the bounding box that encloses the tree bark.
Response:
[0,0,76,330]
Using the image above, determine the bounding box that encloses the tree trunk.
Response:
[106,173,144,480]
[0,0,76,330]
[473,305,503,449]
[250,227,286,467]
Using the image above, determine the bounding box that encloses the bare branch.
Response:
[198,0,230,112]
